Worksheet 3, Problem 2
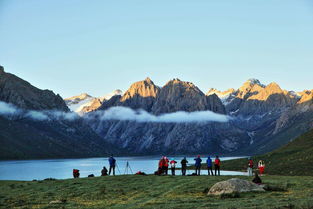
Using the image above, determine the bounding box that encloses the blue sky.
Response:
[0,0,312,98]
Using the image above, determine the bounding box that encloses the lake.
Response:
[0,156,247,181]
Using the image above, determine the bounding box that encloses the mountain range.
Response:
[81,77,313,156]
[1,65,312,159]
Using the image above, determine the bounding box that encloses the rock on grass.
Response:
[208,178,265,195]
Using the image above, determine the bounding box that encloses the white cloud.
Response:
[25,110,50,121]
[0,101,79,121]
[0,101,230,123]
[48,111,79,121]
[86,106,230,123]
[0,101,20,116]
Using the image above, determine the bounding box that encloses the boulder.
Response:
[208,178,265,195]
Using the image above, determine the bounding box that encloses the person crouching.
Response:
[101,166,108,176]
[73,169,80,178]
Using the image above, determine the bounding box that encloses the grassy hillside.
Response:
[221,128,313,176]
[1,175,313,209]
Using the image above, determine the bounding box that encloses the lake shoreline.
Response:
[0,156,247,181]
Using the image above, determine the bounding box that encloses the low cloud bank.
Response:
[85,106,230,123]
[0,101,79,121]
[0,101,20,116]
[0,101,230,123]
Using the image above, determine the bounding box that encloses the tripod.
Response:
[124,161,133,174]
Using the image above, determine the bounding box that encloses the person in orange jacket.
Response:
[214,156,221,176]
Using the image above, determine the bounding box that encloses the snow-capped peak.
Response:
[206,88,236,105]
[64,93,95,113]
[99,89,123,102]
[64,93,92,101]
[64,90,124,114]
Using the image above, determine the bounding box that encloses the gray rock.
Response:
[208,178,265,195]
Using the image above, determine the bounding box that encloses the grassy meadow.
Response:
[1,175,313,209]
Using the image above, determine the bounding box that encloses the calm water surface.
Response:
[0,156,247,180]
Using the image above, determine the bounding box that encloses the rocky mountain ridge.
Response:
[0,66,68,111]
[83,77,313,155]
[95,78,225,115]
[0,66,116,159]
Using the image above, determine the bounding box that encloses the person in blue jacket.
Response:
[194,155,202,175]
[206,156,214,175]
[108,155,116,176]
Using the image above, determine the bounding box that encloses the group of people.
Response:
[73,155,117,178]
[155,155,222,176]
[100,155,117,176]
[156,156,174,175]
[250,159,265,185]
[194,155,221,176]
[247,158,266,177]
[73,155,266,178]
[155,156,187,176]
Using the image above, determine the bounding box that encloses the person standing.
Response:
[194,155,202,175]
[214,156,221,176]
[158,156,165,175]
[258,160,265,176]
[170,159,177,176]
[108,155,116,176]
[164,157,169,175]
[181,157,188,176]
[248,158,254,176]
[206,156,214,176]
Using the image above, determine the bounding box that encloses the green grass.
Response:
[1,175,313,209]
[221,128,313,176]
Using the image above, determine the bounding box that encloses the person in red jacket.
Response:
[258,160,265,176]
[170,159,177,176]
[73,169,80,178]
[158,156,165,175]
[214,156,221,176]
[163,157,169,175]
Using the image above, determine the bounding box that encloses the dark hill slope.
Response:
[223,128,313,176]
[0,116,115,160]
